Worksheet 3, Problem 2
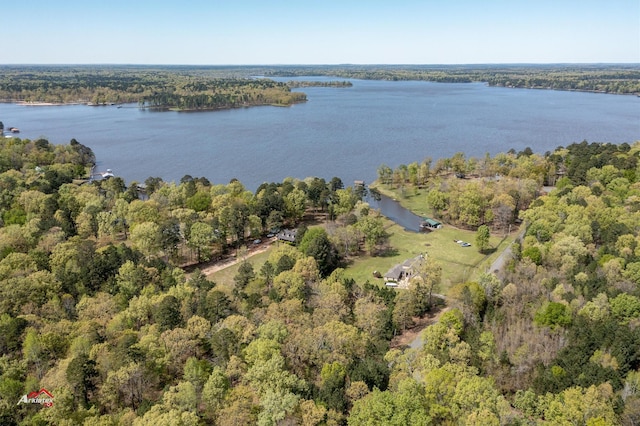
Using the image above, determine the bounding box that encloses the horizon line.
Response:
[1,62,639,67]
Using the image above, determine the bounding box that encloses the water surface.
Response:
[1,79,637,190]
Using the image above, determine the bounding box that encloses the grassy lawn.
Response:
[374,184,434,218]
[343,217,515,294]
[207,248,273,293]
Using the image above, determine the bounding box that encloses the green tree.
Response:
[0,314,28,355]
[334,188,359,216]
[413,256,442,310]
[187,221,214,262]
[202,366,229,420]
[354,296,390,342]
[392,290,416,331]
[203,289,233,324]
[319,362,347,412]
[154,295,183,331]
[234,260,255,294]
[99,362,149,411]
[348,380,431,426]
[298,228,338,277]
[186,191,211,212]
[610,293,640,324]
[543,384,617,425]
[130,221,161,259]
[244,353,305,397]
[534,302,572,330]
[183,356,212,394]
[66,353,98,407]
[475,224,491,253]
[144,176,164,195]
[377,165,393,185]
[273,270,306,300]
[115,260,148,300]
[284,188,307,224]
[355,214,387,255]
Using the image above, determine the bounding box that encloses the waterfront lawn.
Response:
[343,217,512,293]
[373,184,434,218]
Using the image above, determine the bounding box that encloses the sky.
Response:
[5,0,639,65]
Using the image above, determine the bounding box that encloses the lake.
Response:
[1,79,638,191]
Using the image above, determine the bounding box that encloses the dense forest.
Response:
[0,134,639,425]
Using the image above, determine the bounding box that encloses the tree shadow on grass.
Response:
[338,258,354,269]
[378,247,400,258]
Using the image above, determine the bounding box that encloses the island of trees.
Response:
[0,132,639,424]
[0,66,307,110]
[285,81,353,89]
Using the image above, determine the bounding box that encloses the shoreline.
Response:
[11,101,85,106]
[0,100,306,111]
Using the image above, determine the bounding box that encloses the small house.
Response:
[383,254,425,288]
[277,229,297,243]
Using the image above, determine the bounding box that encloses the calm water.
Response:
[1,79,638,190]
[367,194,425,232]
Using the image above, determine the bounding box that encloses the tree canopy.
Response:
[0,135,639,424]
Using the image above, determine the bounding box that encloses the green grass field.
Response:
[342,217,515,293]
[374,185,434,218]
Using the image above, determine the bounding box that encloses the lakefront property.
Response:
[0,63,638,425]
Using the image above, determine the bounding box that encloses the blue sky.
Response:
[5,0,639,64]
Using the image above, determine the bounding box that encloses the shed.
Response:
[420,218,442,230]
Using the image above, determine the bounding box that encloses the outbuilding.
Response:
[420,218,442,231]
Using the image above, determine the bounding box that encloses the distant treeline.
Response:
[266,64,640,95]
[0,65,637,110]
[285,80,353,88]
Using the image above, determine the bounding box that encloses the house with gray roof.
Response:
[277,229,297,243]
[383,254,425,288]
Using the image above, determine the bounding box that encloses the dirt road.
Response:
[187,240,274,277]
[391,305,451,349]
